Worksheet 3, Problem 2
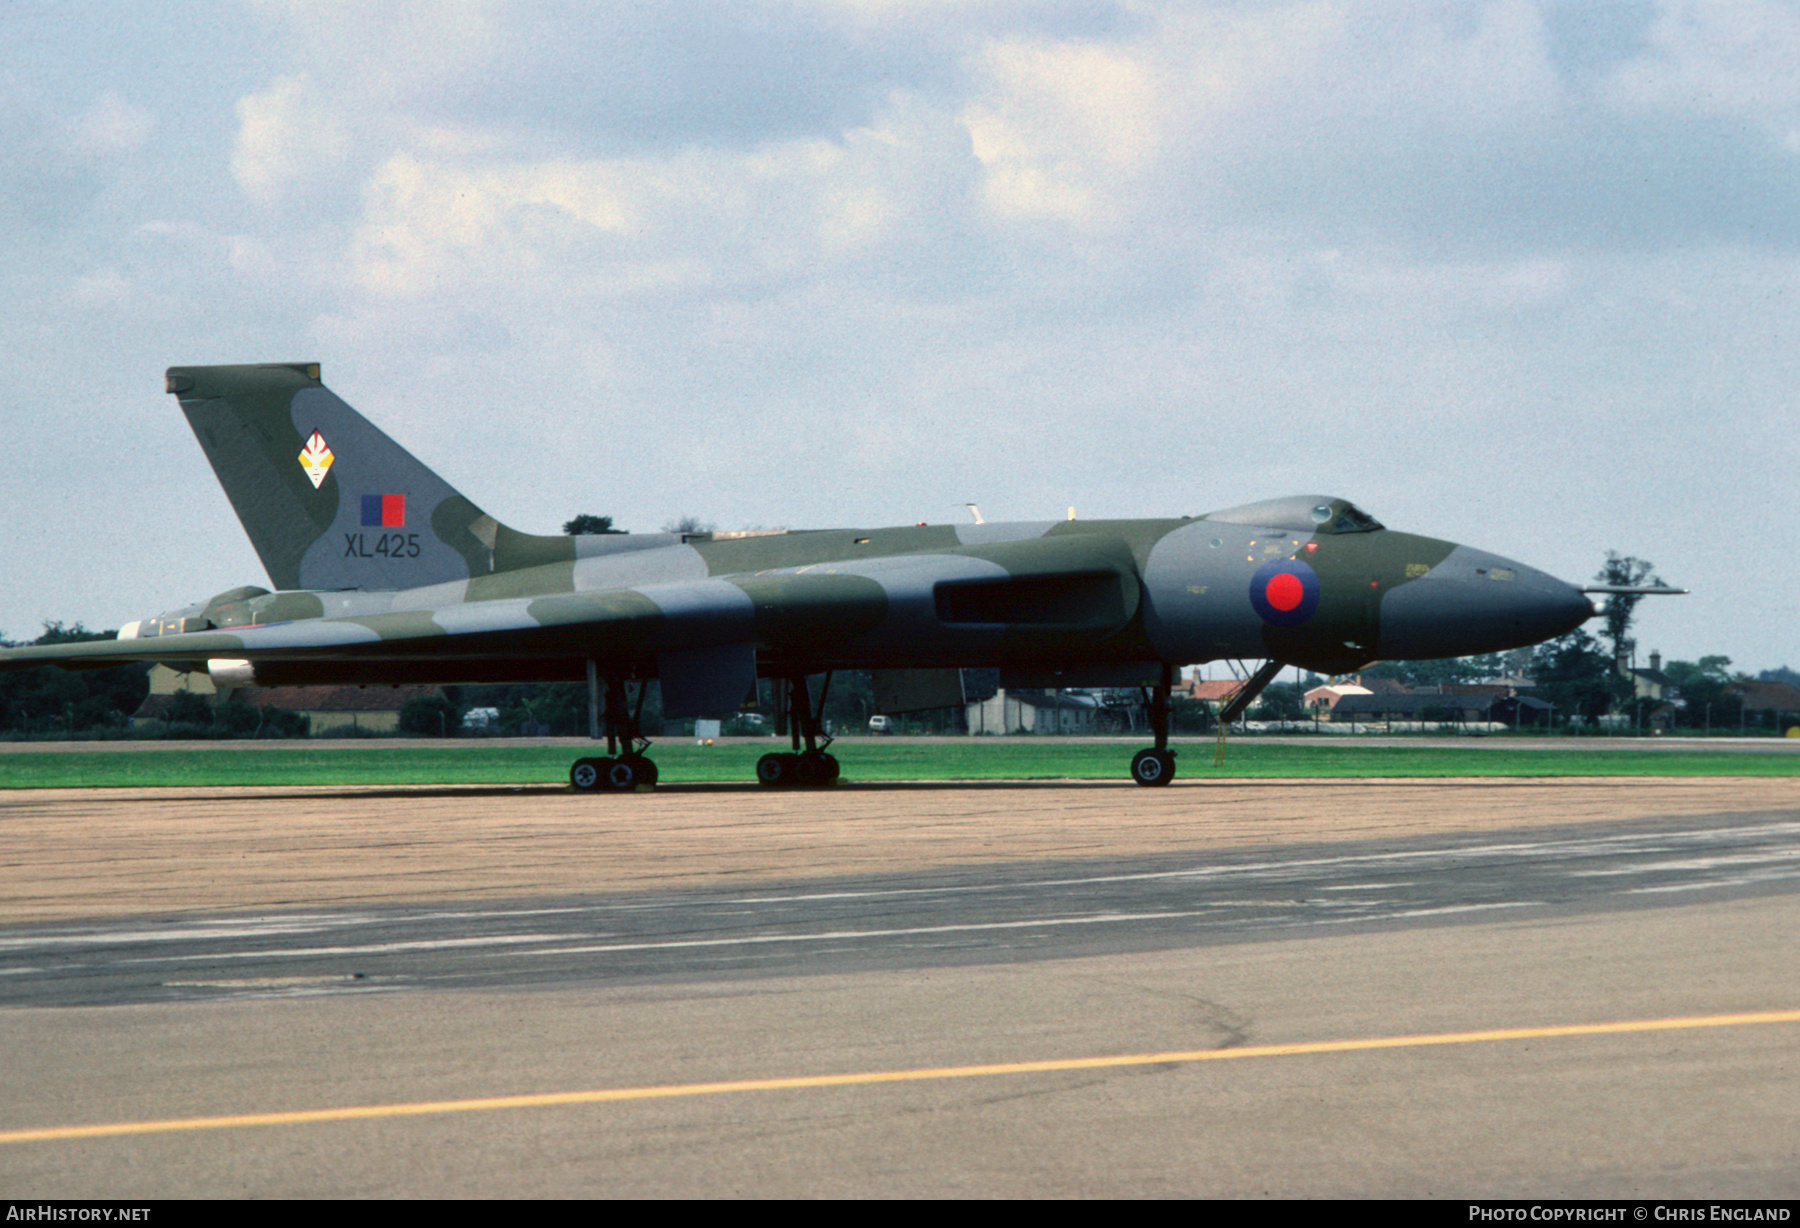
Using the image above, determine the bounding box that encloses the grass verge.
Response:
[0,740,1796,788]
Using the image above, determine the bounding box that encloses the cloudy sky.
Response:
[2,0,1795,672]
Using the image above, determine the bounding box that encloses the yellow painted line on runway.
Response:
[5,1008,1799,1145]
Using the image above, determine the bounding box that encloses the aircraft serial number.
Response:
[343,532,422,558]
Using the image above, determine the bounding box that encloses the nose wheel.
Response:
[1130,747,1175,786]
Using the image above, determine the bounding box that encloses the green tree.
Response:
[164,690,214,738]
[563,514,625,535]
[1254,681,1307,721]
[450,680,663,737]
[1357,654,1506,689]
[1661,656,1743,732]
[258,707,309,739]
[1168,695,1216,734]
[399,693,461,736]
[819,670,874,734]
[0,623,148,738]
[1530,629,1615,725]
[212,698,263,738]
[1594,552,1659,663]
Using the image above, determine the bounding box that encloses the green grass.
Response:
[0,739,1795,788]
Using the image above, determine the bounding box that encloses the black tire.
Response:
[822,753,841,781]
[1130,748,1175,787]
[570,757,605,792]
[756,752,793,786]
[612,754,657,789]
[606,756,644,791]
[795,751,833,786]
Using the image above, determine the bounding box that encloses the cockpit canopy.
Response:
[1201,496,1383,535]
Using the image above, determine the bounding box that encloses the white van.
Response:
[868,715,893,734]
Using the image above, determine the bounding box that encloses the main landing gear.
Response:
[757,672,840,788]
[570,664,660,793]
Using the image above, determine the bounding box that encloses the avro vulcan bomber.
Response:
[2,364,1612,788]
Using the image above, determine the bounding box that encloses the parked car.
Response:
[868,715,893,734]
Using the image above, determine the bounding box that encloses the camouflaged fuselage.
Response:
[14,508,1592,690]
[0,365,1595,691]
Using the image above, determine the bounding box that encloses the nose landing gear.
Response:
[1130,664,1178,786]
[1130,746,1175,785]
[1130,658,1284,782]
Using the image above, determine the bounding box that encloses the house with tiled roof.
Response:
[1728,680,1800,734]
[1182,678,1245,704]
[1623,651,1677,703]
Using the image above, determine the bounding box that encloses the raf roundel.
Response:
[1249,559,1321,627]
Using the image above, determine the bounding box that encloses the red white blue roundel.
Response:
[1249,559,1320,626]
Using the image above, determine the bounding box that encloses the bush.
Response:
[399,694,460,737]
[213,699,262,737]
[166,691,213,727]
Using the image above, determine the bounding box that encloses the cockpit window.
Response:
[1326,502,1382,534]
[1202,496,1384,535]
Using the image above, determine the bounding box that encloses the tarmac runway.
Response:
[2,778,1798,1197]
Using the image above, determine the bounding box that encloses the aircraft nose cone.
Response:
[1376,547,1593,660]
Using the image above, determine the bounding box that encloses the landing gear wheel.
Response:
[604,752,640,788]
[570,757,607,792]
[607,755,655,791]
[795,751,837,786]
[757,752,797,786]
[1130,747,1176,787]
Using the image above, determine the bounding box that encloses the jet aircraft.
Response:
[2,363,1611,788]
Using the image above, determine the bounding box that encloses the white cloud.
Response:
[952,2,1572,234]
[231,74,349,207]
[343,90,981,302]
[962,37,1163,223]
[1608,0,1800,134]
[68,267,132,307]
[69,93,154,157]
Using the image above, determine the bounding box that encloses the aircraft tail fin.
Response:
[166,363,570,592]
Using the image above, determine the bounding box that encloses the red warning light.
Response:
[1304,542,1318,553]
